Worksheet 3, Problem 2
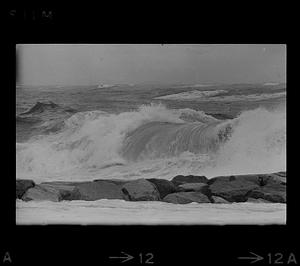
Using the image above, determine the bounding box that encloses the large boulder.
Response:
[121,179,160,201]
[209,180,259,202]
[248,183,286,203]
[75,181,124,200]
[205,172,286,203]
[268,172,286,185]
[16,179,35,199]
[171,175,208,186]
[208,172,286,186]
[178,182,209,193]
[93,179,128,186]
[22,183,80,202]
[163,192,211,204]
[147,178,178,198]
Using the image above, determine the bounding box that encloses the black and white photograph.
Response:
[15,44,286,225]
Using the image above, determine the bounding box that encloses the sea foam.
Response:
[16,103,286,182]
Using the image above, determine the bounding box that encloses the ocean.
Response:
[16,83,286,224]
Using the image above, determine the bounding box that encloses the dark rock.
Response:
[41,181,90,186]
[171,175,208,186]
[209,180,259,202]
[269,172,286,185]
[178,183,209,193]
[253,173,286,186]
[208,174,257,185]
[75,181,124,201]
[40,180,125,201]
[16,179,35,199]
[93,179,129,186]
[207,173,286,186]
[211,196,230,204]
[163,192,210,204]
[22,183,80,202]
[248,183,286,203]
[122,179,160,201]
[147,178,178,198]
[205,172,286,203]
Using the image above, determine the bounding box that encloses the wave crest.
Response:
[16,103,285,181]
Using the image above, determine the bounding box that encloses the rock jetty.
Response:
[16,171,286,204]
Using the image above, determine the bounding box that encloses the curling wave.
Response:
[16,103,286,181]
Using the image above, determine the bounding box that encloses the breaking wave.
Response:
[16,103,286,181]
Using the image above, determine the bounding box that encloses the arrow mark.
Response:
[238,251,264,264]
[109,251,134,263]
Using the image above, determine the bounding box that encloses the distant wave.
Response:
[155,90,286,102]
[156,90,228,100]
[16,103,285,181]
[19,101,76,116]
[16,101,78,141]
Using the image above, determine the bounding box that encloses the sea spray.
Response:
[16,103,286,181]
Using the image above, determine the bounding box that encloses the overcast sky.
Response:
[16,44,286,86]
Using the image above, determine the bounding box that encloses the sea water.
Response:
[16,83,286,224]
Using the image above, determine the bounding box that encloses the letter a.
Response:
[287,253,297,264]
[3,252,12,263]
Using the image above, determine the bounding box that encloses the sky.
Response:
[16,44,286,86]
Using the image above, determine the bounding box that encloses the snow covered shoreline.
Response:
[16,200,286,225]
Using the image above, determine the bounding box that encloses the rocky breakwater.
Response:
[16,171,286,204]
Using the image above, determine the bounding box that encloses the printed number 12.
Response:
[139,253,154,264]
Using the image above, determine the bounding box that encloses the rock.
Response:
[26,181,126,201]
[163,192,211,204]
[147,178,178,198]
[171,175,208,186]
[178,183,209,193]
[253,173,286,186]
[207,173,286,186]
[248,183,286,203]
[93,179,128,186]
[209,180,259,202]
[121,179,160,201]
[22,186,60,202]
[211,196,230,204]
[22,183,80,202]
[247,197,272,203]
[208,174,259,185]
[16,179,35,199]
[268,172,286,185]
[75,181,124,201]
